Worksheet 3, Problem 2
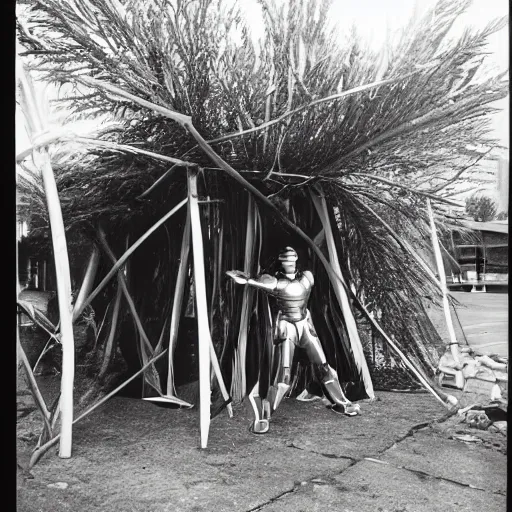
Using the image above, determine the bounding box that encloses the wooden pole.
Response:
[426,199,461,366]
[187,169,211,448]
[72,246,100,322]
[311,189,375,399]
[17,54,75,458]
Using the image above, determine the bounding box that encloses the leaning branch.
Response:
[350,173,464,207]
[17,134,199,169]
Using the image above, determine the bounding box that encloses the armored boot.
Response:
[315,363,361,416]
[266,365,291,412]
[248,386,272,434]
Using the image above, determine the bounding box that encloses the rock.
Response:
[47,482,68,490]
[465,410,491,430]
[311,478,328,484]
[475,355,507,372]
[452,434,482,443]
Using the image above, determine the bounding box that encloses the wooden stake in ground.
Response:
[231,196,257,403]
[426,199,461,366]
[166,210,191,399]
[17,54,76,458]
[187,168,211,448]
[311,188,375,400]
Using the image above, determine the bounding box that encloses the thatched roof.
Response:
[17,1,507,228]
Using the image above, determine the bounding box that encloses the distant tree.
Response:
[496,211,508,220]
[465,193,498,221]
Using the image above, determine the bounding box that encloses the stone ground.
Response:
[16,391,506,512]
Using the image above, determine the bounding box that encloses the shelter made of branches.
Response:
[16,0,508,460]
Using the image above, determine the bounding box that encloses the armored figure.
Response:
[227,247,360,433]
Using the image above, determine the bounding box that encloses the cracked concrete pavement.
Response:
[17,390,506,512]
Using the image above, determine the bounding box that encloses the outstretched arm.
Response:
[226,270,278,293]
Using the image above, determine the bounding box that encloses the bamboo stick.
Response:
[18,339,52,436]
[426,199,461,366]
[72,245,100,323]
[231,196,257,403]
[209,208,220,330]
[29,349,168,469]
[166,210,191,397]
[17,301,59,343]
[98,284,122,380]
[208,339,233,418]
[187,169,211,448]
[32,337,56,374]
[17,54,75,459]
[311,189,375,400]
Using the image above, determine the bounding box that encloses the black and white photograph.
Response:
[16,0,508,510]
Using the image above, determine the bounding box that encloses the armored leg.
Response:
[249,320,297,434]
[267,324,296,412]
[248,382,272,434]
[301,313,360,416]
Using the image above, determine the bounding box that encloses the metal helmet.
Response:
[278,247,298,263]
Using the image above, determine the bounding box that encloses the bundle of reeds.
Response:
[16,0,508,454]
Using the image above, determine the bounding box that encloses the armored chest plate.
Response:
[275,274,312,321]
